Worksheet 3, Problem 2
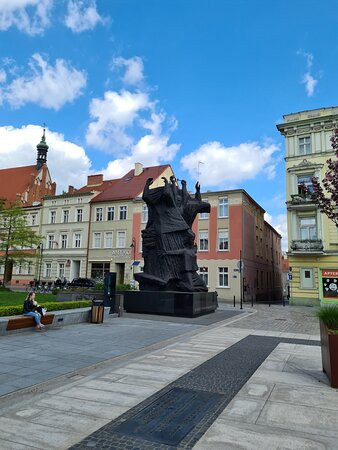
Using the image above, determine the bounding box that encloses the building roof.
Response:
[91,164,170,203]
[76,179,118,194]
[0,165,37,204]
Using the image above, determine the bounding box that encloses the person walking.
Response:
[23,292,45,330]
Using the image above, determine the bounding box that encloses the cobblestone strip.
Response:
[70,336,320,450]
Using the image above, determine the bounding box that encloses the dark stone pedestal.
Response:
[123,291,218,317]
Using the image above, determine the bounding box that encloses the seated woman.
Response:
[23,292,45,330]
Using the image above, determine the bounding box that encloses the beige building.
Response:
[277,107,338,305]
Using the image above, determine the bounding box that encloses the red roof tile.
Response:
[77,179,117,194]
[91,165,171,203]
[0,165,37,204]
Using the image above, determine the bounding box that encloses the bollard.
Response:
[233,295,236,308]
[251,295,254,308]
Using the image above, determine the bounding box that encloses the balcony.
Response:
[290,239,324,253]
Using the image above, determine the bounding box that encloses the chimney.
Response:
[68,185,76,194]
[87,174,103,187]
[134,162,143,176]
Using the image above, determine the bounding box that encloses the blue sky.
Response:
[0,0,337,246]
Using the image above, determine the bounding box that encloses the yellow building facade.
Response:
[277,107,338,306]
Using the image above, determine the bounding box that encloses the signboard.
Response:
[322,269,338,299]
[237,261,244,272]
[112,249,131,258]
[132,260,140,266]
[287,272,292,281]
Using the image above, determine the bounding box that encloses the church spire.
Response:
[36,125,49,170]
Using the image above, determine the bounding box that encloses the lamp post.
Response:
[37,242,43,285]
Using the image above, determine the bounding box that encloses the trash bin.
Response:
[91,299,104,323]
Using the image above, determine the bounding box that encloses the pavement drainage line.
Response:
[70,336,320,450]
[0,310,245,408]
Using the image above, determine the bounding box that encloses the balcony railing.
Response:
[290,193,315,205]
[291,239,323,252]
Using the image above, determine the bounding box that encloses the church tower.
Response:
[36,127,49,170]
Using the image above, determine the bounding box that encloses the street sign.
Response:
[287,272,292,281]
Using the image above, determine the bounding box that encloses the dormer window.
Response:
[298,136,311,155]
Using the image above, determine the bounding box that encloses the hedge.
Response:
[0,300,92,317]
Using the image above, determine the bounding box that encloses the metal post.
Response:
[240,250,243,310]
[251,295,254,308]
[233,295,235,308]
[38,242,43,285]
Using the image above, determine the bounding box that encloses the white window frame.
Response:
[218,267,229,288]
[60,234,68,249]
[27,262,33,275]
[119,205,127,220]
[95,207,103,222]
[199,199,209,219]
[58,263,65,278]
[63,209,69,223]
[74,233,82,248]
[299,216,317,240]
[76,208,83,222]
[218,229,229,251]
[199,231,209,251]
[105,231,113,248]
[107,206,115,221]
[93,232,102,249]
[218,197,228,218]
[45,262,52,278]
[50,210,56,224]
[298,136,311,155]
[47,235,55,249]
[117,231,126,248]
[198,267,208,286]
[31,214,37,226]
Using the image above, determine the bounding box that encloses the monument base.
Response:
[123,290,218,317]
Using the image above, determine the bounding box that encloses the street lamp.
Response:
[37,242,43,285]
[130,238,136,278]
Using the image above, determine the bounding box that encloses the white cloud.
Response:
[302,73,317,97]
[0,69,6,83]
[265,212,288,252]
[86,90,150,151]
[297,49,318,97]
[0,53,87,110]
[65,0,107,33]
[0,124,91,193]
[112,56,144,86]
[181,141,279,188]
[0,0,53,35]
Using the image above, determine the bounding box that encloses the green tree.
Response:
[0,202,42,284]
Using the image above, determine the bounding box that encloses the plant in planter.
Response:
[317,306,338,388]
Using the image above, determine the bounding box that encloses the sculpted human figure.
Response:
[135,177,210,292]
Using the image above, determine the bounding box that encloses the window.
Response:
[218,267,229,287]
[218,229,229,250]
[31,214,37,226]
[17,263,22,275]
[76,209,83,222]
[117,231,126,248]
[199,231,208,251]
[59,263,65,278]
[300,268,315,289]
[63,210,69,223]
[74,233,81,248]
[297,174,314,195]
[47,235,55,249]
[200,199,209,219]
[93,232,101,248]
[119,206,127,220]
[299,217,317,240]
[61,234,68,249]
[91,262,110,280]
[45,263,52,278]
[107,207,114,221]
[199,267,208,286]
[51,200,57,205]
[77,197,83,203]
[64,199,70,204]
[105,232,113,248]
[96,207,103,221]
[298,136,311,155]
[218,197,228,218]
[50,210,56,224]
[142,205,148,223]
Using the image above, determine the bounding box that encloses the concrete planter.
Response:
[319,321,338,388]
[56,290,104,302]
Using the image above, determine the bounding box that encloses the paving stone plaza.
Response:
[0,303,337,449]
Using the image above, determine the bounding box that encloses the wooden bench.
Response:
[6,314,55,331]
